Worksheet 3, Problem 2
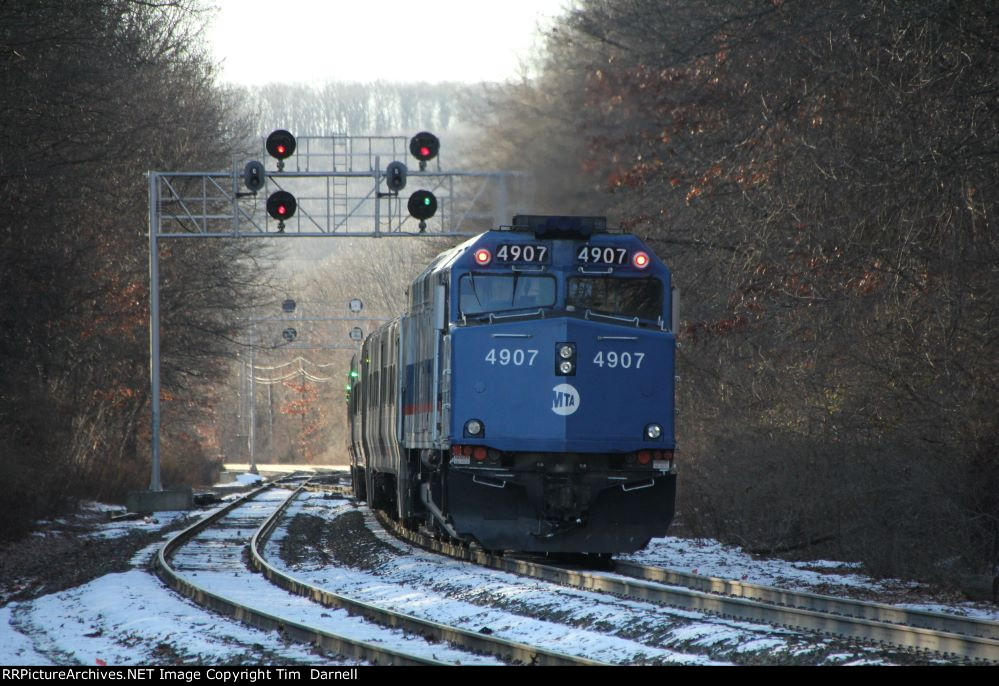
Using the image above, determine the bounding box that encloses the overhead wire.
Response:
[248,357,337,384]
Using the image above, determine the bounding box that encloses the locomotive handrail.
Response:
[487,308,546,323]
[621,478,656,492]
[473,474,508,489]
[584,309,641,327]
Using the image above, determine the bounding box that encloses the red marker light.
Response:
[633,251,650,269]
[637,450,652,465]
[474,248,492,266]
[473,447,487,461]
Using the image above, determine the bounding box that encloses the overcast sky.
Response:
[206,0,570,86]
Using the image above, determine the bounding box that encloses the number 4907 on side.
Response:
[592,351,644,369]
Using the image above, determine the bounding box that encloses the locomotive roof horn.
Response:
[511,215,607,239]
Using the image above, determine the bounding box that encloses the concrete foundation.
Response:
[126,488,193,513]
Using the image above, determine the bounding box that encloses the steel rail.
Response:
[155,482,454,666]
[250,484,607,666]
[373,511,999,663]
[611,560,999,642]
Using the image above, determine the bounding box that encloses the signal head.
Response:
[266,129,297,162]
[385,161,408,192]
[409,131,440,168]
[243,160,266,192]
[266,190,297,222]
[407,190,437,222]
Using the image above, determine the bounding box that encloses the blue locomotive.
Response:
[348,215,678,553]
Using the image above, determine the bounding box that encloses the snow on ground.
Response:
[621,535,999,621]
[0,488,490,666]
[892,602,999,622]
[87,510,206,541]
[264,493,888,665]
[0,491,347,665]
[167,489,499,665]
[0,606,49,665]
[3,476,995,666]
[2,569,340,666]
[622,537,890,591]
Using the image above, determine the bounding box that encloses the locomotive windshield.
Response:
[567,277,663,321]
[459,273,556,316]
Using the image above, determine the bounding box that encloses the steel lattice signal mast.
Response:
[146,131,523,491]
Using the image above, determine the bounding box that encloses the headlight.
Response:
[555,342,576,376]
[645,423,663,440]
[465,419,483,436]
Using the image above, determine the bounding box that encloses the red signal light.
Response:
[474,248,492,266]
[266,191,297,222]
[409,132,440,165]
[633,251,650,269]
[265,130,296,162]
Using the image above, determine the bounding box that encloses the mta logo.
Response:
[551,383,580,416]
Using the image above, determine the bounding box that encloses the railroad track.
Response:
[156,479,494,665]
[373,510,999,663]
[156,478,605,666]
[610,560,999,642]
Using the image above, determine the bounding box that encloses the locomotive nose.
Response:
[450,316,674,453]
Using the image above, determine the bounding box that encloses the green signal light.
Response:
[407,190,437,224]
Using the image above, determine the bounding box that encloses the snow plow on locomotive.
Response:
[347,215,678,554]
